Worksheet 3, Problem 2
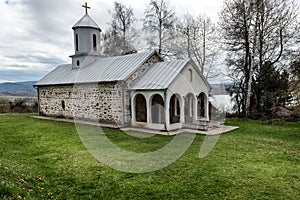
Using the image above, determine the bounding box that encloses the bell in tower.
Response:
[70,2,102,68]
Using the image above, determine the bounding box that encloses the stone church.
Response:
[34,5,211,131]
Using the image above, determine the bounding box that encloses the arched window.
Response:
[93,34,97,50]
[189,69,193,81]
[75,34,79,51]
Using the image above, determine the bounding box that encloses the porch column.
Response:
[164,92,169,131]
[193,95,198,121]
[131,93,136,124]
[205,93,209,120]
[180,96,185,123]
[146,96,151,124]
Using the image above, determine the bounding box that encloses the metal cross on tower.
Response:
[82,2,91,15]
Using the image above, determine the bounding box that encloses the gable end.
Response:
[125,53,162,87]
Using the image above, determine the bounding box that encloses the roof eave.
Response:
[34,80,119,87]
[72,26,101,32]
[129,88,167,91]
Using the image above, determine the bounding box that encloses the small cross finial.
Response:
[82,2,91,15]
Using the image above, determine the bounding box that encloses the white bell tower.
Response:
[70,2,102,68]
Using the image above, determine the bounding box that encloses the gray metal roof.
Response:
[130,59,190,90]
[35,51,157,86]
[72,14,101,30]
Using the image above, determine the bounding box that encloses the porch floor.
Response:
[121,126,239,135]
[32,116,238,136]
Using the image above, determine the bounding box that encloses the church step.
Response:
[183,120,208,131]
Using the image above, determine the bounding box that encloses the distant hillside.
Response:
[210,83,233,96]
[0,81,37,97]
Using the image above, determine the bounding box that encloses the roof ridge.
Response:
[156,58,190,63]
[130,58,190,90]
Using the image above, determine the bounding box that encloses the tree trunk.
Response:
[246,1,259,117]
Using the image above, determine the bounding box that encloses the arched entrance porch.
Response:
[151,94,165,124]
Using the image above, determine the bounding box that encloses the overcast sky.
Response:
[0,0,224,83]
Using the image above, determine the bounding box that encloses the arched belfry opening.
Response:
[75,34,79,52]
[93,34,97,50]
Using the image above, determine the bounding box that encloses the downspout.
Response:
[164,89,168,132]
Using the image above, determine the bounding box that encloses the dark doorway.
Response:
[197,93,206,118]
[135,94,147,122]
[169,94,180,124]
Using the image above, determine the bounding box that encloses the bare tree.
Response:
[220,0,299,117]
[176,14,221,78]
[176,14,194,59]
[104,1,136,56]
[143,0,176,56]
[102,29,136,56]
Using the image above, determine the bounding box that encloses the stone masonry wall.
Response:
[38,82,123,124]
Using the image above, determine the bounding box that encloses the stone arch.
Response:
[169,94,181,124]
[150,94,165,124]
[197,92,207,118]
[184,93,195,123]
[134,93,147,122]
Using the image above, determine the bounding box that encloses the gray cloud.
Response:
[0,0,223,83]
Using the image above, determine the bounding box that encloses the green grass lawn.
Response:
[0,114,299,199]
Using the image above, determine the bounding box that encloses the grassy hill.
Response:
[0,114,299,199]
